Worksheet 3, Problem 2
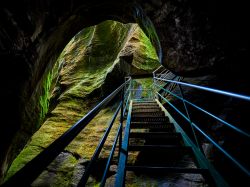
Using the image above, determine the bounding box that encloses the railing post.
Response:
[118,83,125,159]
[178,84,204,154]
[152,82,157,101]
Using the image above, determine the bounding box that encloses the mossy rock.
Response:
[5,20,160,186]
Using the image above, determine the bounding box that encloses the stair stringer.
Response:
[156,99,229,187]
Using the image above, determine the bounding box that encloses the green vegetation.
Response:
[6,20,160,186]
[132,78,154,99]
[39,71,53,125]
[132,28,159,71]
[4,145,44,181]
[133,5,162,62]
[136,78,154,89]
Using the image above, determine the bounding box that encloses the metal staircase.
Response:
[115,100,215,186]
[2,66,249,187]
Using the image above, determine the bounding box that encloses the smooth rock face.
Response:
[0,0,249,183]
[4,21,159,186]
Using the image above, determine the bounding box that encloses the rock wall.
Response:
[0,1,135,180]
[139,0,250,76]
[4,20,159,186]
[0,0,249,183]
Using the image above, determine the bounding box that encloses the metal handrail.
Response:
[99,83,132,186]
[100,122,122,186]
[155,77,250,101]
[77,102,122,186]
[152,65,164,77]
[154,83,250,138]
[115,101,133,187]
[130,88,154,100]
[2,78,131,187]
[156,92,250,176]
[153,74,250,177]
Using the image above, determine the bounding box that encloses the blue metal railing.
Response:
[77,102,122,186]
[2,77,132,187]
[99,77,132,186]
[154,83,250,138]
[3,69,249,186]
[128,79,154,101]
[155,77,250,102]
[114,99,133,187]
[153,73,250,177]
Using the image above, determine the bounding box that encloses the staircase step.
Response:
[133,104,159,106]
[132,106,160,109]
[132,108,161,112]
[132,109,162,113]
[129,132,183,145]
[130,122,174,130]
[132,110,162,113]
[128,145,192,153]
[127,146,196,167]
[133,103,159,106]
[129,132,182,139]
[131,116,169,122]
[132,112,165,117]
[126,166,207,174]
[132,105,159,108]
[125,165,214,186]
[133,102,158,105]
[133,101,156,104]
[132,105,161,111]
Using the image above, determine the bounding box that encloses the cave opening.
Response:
[4,20,161,186]
[1,1,250,186]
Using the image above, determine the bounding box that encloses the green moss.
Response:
[132,27,159,71]
[132,78,154,99]
[6,20,161,186]
[133,5,162,63]
[4,145,44,181]
[65,108,115,158]
[136,78,153,88]
[31,152,78,187]
[51,20,134,105]
[139,30,158,61]
[39,71,53,124]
